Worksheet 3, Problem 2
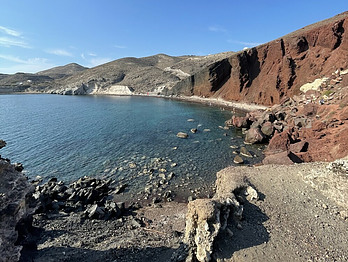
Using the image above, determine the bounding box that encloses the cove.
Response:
[0,94,264,200]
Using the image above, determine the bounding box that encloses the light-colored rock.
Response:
[177,132,189,138]
[299,77,329,93]
[184,199,221,262]
[183,166,258,261]
[91,85,134,95]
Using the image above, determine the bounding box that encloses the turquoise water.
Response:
[0,94,263,199]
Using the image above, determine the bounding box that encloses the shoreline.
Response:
[132,92,268,112]
[11,90,268,113]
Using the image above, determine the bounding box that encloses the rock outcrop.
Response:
[0,144,34,262]
[183,168,258,261]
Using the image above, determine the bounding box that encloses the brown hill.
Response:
[37,63,88,79]
[42,53,234,95]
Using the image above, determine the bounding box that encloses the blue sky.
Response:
[0,0,347,74]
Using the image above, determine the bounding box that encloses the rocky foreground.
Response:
[1,125,348,262]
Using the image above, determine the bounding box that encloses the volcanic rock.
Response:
[244,127,264,144]
[0,155,34,261]
[260,121,274,137]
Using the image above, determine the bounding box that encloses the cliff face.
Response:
[0,155,34,261]
[171,12,348,105]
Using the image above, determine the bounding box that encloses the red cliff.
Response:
[175,11,348,106]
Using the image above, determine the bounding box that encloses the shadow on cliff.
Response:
[21,245,177,262]
[213,198,269,260]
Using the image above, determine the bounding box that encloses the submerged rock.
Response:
[233,155,244,164]
[177,132,189,138]
[0,139,6,149]
[240,147,253,158]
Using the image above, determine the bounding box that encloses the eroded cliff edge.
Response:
[0,141,34,261]
[168,11,348,106]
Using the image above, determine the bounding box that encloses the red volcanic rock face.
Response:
[187,12,348,106]
[226,76,348,163]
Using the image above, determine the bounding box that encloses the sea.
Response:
[0,94,264,200]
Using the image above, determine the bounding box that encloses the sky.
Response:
[0,0,347,74]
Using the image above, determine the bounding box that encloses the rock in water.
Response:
[240,147,252,158]
[177,132,188,138]
[0,139,6,149]
[233,155,244,164]
[190,128,197,134]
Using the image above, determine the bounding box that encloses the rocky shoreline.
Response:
[225,69,348,165]
[2,137,348,261]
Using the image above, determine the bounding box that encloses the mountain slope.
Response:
[0,63,87,92]
[43,52,234,95]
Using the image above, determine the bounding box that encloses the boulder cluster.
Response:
[33,176,126,220]
[226,70,348,164]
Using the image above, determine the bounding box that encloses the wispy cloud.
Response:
[228,40,263,47]
[46,49,73,57]
[0,25,21,37]
[114,44,126,49]
[81,53,112,67]
[89,57,112,67]
[0,36,29,48]
[0,54,55,74]
[208,26,227,33]
[0,25,30,48]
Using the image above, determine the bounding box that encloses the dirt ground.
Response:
[22,159,348,262]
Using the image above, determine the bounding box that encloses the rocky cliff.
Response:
[169,11,348,105]
[0,141,34,261]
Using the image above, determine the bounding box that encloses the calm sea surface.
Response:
[0,94,264,199]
